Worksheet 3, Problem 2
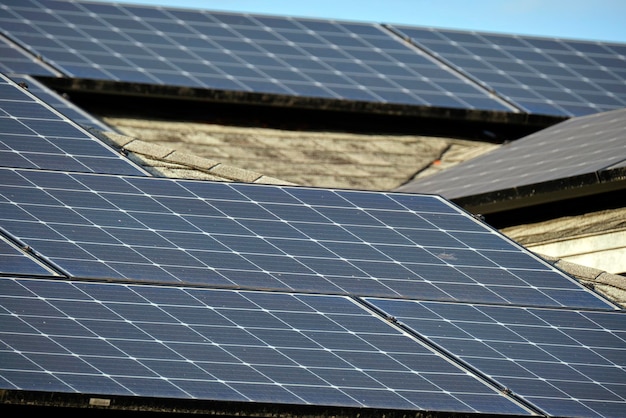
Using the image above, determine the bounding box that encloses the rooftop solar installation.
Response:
[396,108,626,206]
[0,277,534,415]
[7,74,114,132]
[389,25,626,117]
[1,3,625,416]
[0,0,513,112]
[0,73,147,175]
[368,298,626,417]
[0,167,615,311]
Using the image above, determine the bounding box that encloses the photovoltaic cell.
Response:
[390,25,626,116]
[367,298,626,417]
[0,167,614,310]
[0,0,513,112]
[0,73,146,175]
[0,277,532,415]
[396,108,626,199]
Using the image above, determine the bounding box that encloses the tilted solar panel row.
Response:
[0,276,535,415]
[1,0,625,116]
[0,0,513,113]
[0,167,614,311]
[389,25,626,117]
[1,167,624,417]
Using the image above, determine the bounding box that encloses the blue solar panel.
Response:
[367,298,626,417]
[397,108,626,201]
[0,34,60,76]
[7,74,114,132]
[0,73,147,175]
[0,167,614,310]
[0,0,513,112]
[389,26,626,116]
[0,277,533,415]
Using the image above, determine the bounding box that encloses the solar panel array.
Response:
[388,26,626,117]
[0,78,623,414]
[0,0,513,112]
[397,107,626,199]
[0,73,146,176]
[1,0,625,116]
[0,3,625,417]
[0,277,531,415]
[368,299,626,417]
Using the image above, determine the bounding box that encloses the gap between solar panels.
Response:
[380,24,526,115]
[351,295,549,416]
[367,297,626,417]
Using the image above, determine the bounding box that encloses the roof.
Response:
[102,116,496,191]
[88,127,293,185]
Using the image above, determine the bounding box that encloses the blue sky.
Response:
[99,0,626,43]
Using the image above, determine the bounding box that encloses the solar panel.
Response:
[0,33,60,76]
[0,73,147,175]
[389,26,626,116]
[0,234,58,276]
[0,277,533,415]
[0,167,614,310]
[367,298,626,417]
[7,74,114,132]
[396,108,626,204]
[0,0,513,112]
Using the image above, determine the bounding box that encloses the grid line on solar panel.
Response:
[0,0,515,111]
[0,34,60,76]
[0,73,147,175]
[0,277,533,415]
[8,74,114,132]
[0,167,614,310]
[397,107,626,199]
[389,25,626,116]
[0,234,59,276]
[367,298,626,418]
